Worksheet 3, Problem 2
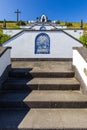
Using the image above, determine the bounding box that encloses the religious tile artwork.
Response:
[35,33,50,54]
[40,26,46,30]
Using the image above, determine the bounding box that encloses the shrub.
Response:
[65,22,73,27]
[16,21,26,26]
[79,35,87,47]
[0,34,10,45]
[55,20,60,24]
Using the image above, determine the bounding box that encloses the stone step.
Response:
[3,78,32,90]
[27,78,80,90]
[0,108,87,129]
[3,78,80,90]
[0,90,87,108]
[30,71,74,78]
[0,90,31,108]
[0,108,29,130]
[9,68,74,78]
[9,68,33,78]
[24,90,87,108]
[11,61,74,78]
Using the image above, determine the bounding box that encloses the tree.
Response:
[55,20,60,24]
[65,22,73,27]
[16,21,26,26]
[79,35,87,47]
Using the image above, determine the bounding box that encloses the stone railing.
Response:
[73,47,87,94]
[0,47,11,89]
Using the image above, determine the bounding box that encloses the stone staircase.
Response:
[0,61,87,129]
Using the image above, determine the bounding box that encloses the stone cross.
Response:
[3,19,6,28]
[15,9,21,22]
[80,19,83,29]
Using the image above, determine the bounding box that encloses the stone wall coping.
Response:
[73,47,87,62]
[0,47,11,57]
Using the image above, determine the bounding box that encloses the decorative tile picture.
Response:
[40,26,46,30]
[35,33,50,54]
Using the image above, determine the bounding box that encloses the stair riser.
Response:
[3,84,80,90]
[0,102,29,109]
[28,84,80,90]
[31,72,75,78]
[27,102,87,108]
[1,101,87,108]
[3,83,31,90]
[9,72,33,78]
[9,72,75,78]
[0,126,86,130]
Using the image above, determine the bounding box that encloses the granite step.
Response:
[0,90,87,108]
[30,71,74,78]
[3,78,32,90]
[9,69,74,78]
[9,68,75,78]
[18,109,87,130]
[0,108,87,130]
[24,90,87,108]
[3,77,80,90]
[9,68,33,78]
[11,61,74,78]
[0,90,31,108]
[27,78,80,90]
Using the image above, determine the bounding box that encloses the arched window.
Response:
[40,26,46,30]
[35,33,50,54]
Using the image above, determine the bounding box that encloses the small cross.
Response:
[15,9,21,22]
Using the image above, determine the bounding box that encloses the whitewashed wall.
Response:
[3,29,22,36]
[64,29,83,39]
[56,26,67,29]
[0,49,11,76]
[32,25,55,30]
[73,48,87,93]
[3,31,83,58]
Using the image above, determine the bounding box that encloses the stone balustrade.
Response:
[73,47,87,94]
[0,47,11,89]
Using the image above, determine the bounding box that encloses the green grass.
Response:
[0,21,20,35]
[0,21,19,29]
[60,21,87,29]
[0,21,87,34]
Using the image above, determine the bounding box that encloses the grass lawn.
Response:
[0,21,87,34]
[60,22,87,29]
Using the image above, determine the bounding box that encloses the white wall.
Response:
[56,26,67,29]
[32,25,55,30]
[64,29,83,39]
[73,49,87,91]
[3,29,22,36]
[3,31,83,58]
[0,49,11,76]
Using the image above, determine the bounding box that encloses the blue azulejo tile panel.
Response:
[40,26,46,30]
[35,33,50,54]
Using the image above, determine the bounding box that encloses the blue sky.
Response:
[0,0,87,22]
